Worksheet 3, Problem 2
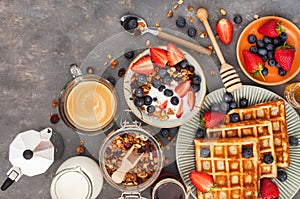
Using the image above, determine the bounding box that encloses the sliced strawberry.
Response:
[274,45,295,71]
[167,43,185,66]
[199,111,225,128]
[216,18,233,45]
[150,48,168,68]
[242,50,265,81]
[159,100,168,110]
[187,91,195,111]
[258,20,285,38]
[260,178,280,199]
[131,55,154,74]
[175,80,192,98]
[190,171,214,193]
[176,99,183,118]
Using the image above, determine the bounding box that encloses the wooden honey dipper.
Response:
[197,8,242,93]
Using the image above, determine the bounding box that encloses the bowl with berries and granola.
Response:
[123,43,206,128]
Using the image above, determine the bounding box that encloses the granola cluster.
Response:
[104,132,161,186]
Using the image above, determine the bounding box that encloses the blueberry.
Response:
[134,87,144,97]
[242,147,253,158]
[262,67,268,76]
[266,43,275,51]
[230,113,240,123]
[247,34,257,44]
[175,65,182,72]
[223,92,234,103]
[211,103,221,112]
[280,32,288,42]
[187,27,197,37]
[158,85,166,92]
[122,17,138,30]
[220,101,230,113]
[157,68,167,78]
[195,128,206,138]
[191,75,201,84]
[268,58,276,66]
[144,95,153,105]
[258,48,268,56]
[160,128,171,138]
[273,37,282,46]
[261,55,268,62]
[152,79,161,88]
[278,68,287,76]
[138,74,147,84]
[256,40,265,48]
[106,76,116,86]
[249,46,258,54]
[277,170,288,182]
[229,101,238,110]
[176,17,186,28]
[153,97,158,102]
[239,97,248,108]
[267,50,274,59]
[233,15,243,24]
[191,84,200,92]
[263,36,272,44]
[289,136,299,146]
[164,89,173,97]
[134,97,144,107]
[188,65,195,73]
[163,75,172,84]
[200,147,210,158]
[146,105,156,113]
[170,96,179,105]
[264,154,274,164]
[124,50,134,59]
[179,60,189,68]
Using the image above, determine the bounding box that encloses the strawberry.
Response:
[274,45,295,71]
[260,178,280,199]
[131,55,154,74]
[187,91,195,111]
[190,171,214,193]
[216,18,233,45]
[242,50,266,81]
[258,20,285,38]
[167,43,185,66]
[159,100,168,110]
[150,48,168,68]
[176,99,183,118]
[199,111,225,128]
[175,80,192,98]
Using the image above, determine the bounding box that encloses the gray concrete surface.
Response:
[1,0,300,198]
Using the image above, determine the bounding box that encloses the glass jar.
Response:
[284,82,300,108]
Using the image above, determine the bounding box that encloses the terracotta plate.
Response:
[237,16,300,85]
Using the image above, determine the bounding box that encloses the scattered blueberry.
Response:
[277,170,288,182]
[124,50,134,59]
[249,46,258,54]
[164,89,173,97]
[137,75,147,84]
[195,128,206,138]
[144,95,153,105]
[248,34,257,44]
[211,103,221,112]
[152,78,161,88]
[191,75,201,84]
[272,37,282,46]
[176,17,186,28]
[123,17,138,30]
[242,147,253,158]
[256,40,265,48]
[266,43,275,51]
[179,60,189,68]
[233,15,243,24]
[262,67,268,76]
[170,96,179,105]
[230,113,240,123]
[160,128,171,138]
[147,105,156,113]
[158,68,167,78]
[229,101,238,110]
[278,68,287,76]
[220,101,230,113]
[289,136,299,146]
[134,97,144,107]
[106,76,116,86]
[239,98,248,108]
[134,87,144,97]
[200,147,210,158]
[263,36,272,44]
[158,85,166,92]
[223,92,234,103]
[264,154,274,164]
[153,97,158,102]
[268,58,276,66]
[118,67,126,77]
[258,48,268,56]
[191,84,200,92]
[163,75,172,84]
[187,27,197,37]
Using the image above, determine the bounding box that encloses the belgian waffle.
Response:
[225,99,289,168]
[206,120,277,178]
[194,137,261,199]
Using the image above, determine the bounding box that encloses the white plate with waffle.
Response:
[176,85,300,199]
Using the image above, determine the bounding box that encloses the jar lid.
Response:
[50,166,92,199]
[98,123,163,195]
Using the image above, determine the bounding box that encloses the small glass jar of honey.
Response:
[284,82,300,108]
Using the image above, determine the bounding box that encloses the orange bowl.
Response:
[237,16,300,85]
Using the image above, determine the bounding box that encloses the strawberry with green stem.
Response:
[258,20,285,38]
[242,50,266,81]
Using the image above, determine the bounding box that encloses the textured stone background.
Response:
[0,0,299,198]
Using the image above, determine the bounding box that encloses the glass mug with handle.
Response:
[58,64,118,135]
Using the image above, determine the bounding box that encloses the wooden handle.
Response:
[196,8,226,64]
[158,31,212,55]
[220,63,242,92]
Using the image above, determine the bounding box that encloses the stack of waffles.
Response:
[194,99,290,199]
